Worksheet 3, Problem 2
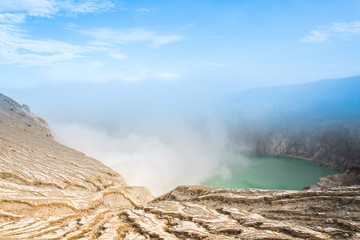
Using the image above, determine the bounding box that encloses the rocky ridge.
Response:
[244,122,360,172]
[308,167,360,191]
[0,93,360,239]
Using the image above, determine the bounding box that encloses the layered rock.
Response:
[142,185,360,239]
[3,184,359,239]
[308,167,360,190]
[0,93,153,239]
[244,122,360,171]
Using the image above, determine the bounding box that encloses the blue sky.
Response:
[1,0,360,122]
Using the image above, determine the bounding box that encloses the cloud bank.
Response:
[0,0,115,17]
[0,1,110,66]
[0,0,183,77]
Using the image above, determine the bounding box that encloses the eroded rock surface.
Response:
[0,93,153,239]
[138,185,360,239]
[308,167,360,191]
[1,93,360,239]
[246,124,360,171]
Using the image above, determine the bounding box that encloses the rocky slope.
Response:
[1,93,360,239]
[242,122,360,171]
[308,167,360,191]
[0,93,153,239]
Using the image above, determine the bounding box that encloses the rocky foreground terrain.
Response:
[1,93,360,239]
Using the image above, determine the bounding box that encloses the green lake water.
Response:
[203,156,339,190]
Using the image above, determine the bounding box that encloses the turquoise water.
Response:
[203,156,339,190]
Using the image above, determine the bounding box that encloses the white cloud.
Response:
[301,30,330,43]
[108,52,128,60]
[301,21,360,43]
[156,73,181,81]
[202,62,226,67]
[0,13,26,24]
[57,0,115,15]
[136,8,151,13]
[0,19,181,74]
[0,0,183,79]
[0,0,115,17]
[332,22,360,33]
[0,1,117,66]
[0,26,182,66]
[0,0,58,17]
[0,18,87,66]
[0,51,84,67]
[82,28,183,48]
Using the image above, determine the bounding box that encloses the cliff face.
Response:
[243,122,360,171]
[308,167,360,190]
[1,93,360,239]
[226,76,360,171]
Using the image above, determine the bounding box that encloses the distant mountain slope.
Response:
[228,76,360,122]
[226,76,360,171]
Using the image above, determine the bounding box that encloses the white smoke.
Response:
[51,118,235,196]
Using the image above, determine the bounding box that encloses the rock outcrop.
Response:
[243,122,360,171]
[308,166,360,191]
[1,93,360,239]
